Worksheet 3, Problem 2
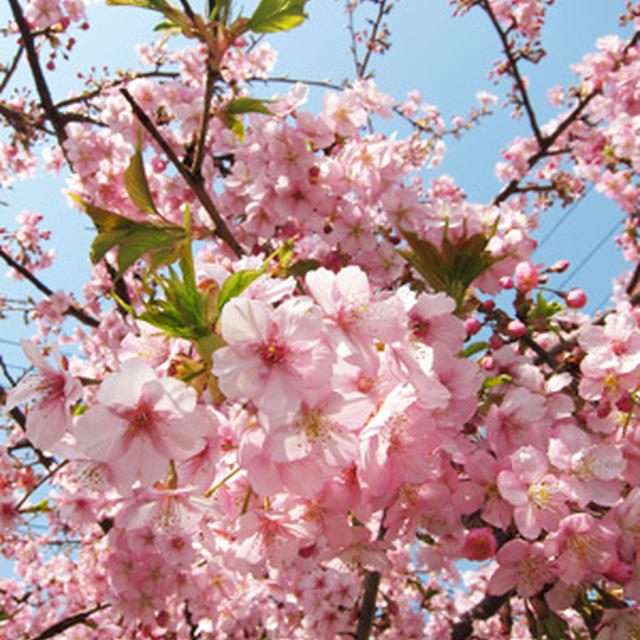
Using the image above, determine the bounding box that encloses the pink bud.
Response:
[465,317,481,335]
[507,320,527,338]
[499,276,514,290]
[462,528,497,561]
[489,335,503,350]
[481,299,495,312]
[549,260,570,273]
[605,560,634,584]
[616,392,633,413]
[597,402,611,419]
[566,288,587,309]
[481,356,495,370]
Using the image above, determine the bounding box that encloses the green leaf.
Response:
[217,269,263,312]
[226,97,274,116]
[221,112,245,141]
[72,195,186,275]
[114,225,186,274]
[248,0,308,33]
[285,258,321,278]
[22,499,51,514]
[532,292,564,319]
[399,227,505,311]
[220,99,273,140]
[460,341,490,359]
[124,132,159,216]
[482,373,513,390]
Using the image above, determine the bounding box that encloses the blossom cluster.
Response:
[3,0,640,638]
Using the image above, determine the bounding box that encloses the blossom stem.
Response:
[204,466,241,498]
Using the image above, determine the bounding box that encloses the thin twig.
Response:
[191,68,217,176]
[26,604,110,640]
[6,437,56,471]
[0,248,99,327]
[346,2,362,78]
[53,71,179,110]
[480,0,543,147]
[120,88,244,257]
[493,89,599,206]
[16,460,68,511]
[358,0,391,79]
[7,0,68,150]
[0,42,24,94]
[248,74,345,91]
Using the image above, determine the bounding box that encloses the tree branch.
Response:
[191,67,217,177]
[480,0,543,147]
[7,0,68,149]
[358,0,392,79]
[493,89,599,206]
[120,88,244,258]
[0,248,99,327]
[0,42,24,95]
[450,591,513,640]
[27,604,109,640]
[356,570,381,640]
[355,517,388,640]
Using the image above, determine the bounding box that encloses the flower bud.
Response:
[566,288,587,309]
[507,320,527,338]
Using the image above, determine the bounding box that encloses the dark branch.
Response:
[191,67,217,177]
[120,88,244,258]
[27,604,109,640]
[355,570,381,640]
[450,591,514,640]
[493,89,599,206]
[7,0,68,149]
[0,42,24,94]
[358,0,391,79]
[480,0,543,147]
[0,248,99,327]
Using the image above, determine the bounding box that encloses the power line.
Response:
[0,338,23,347]
[558,216,625,290]
[537,185,593,250]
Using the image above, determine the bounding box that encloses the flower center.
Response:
[257,339,288,366]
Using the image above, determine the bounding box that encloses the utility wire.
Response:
[537,185,593,249]
[558,216,625,290]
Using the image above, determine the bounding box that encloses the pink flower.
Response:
[488,539,554,598]
[5,341,82,450]
[497,445,568,540]
[514,261,539,292]
[212,296,333,424]
[75,360,206,489]
[544,513,618,584]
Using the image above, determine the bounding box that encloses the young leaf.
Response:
[217,269,263,312]
[249,0,308,33]
[460,341,490,359]
[71,195,186,275]
[221,112,245,141]
[226,97,274,116]
[124,132,159,216]
[219,98,273,140]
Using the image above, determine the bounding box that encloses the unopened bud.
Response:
[507,320,527,338]
[566,288,587,309]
